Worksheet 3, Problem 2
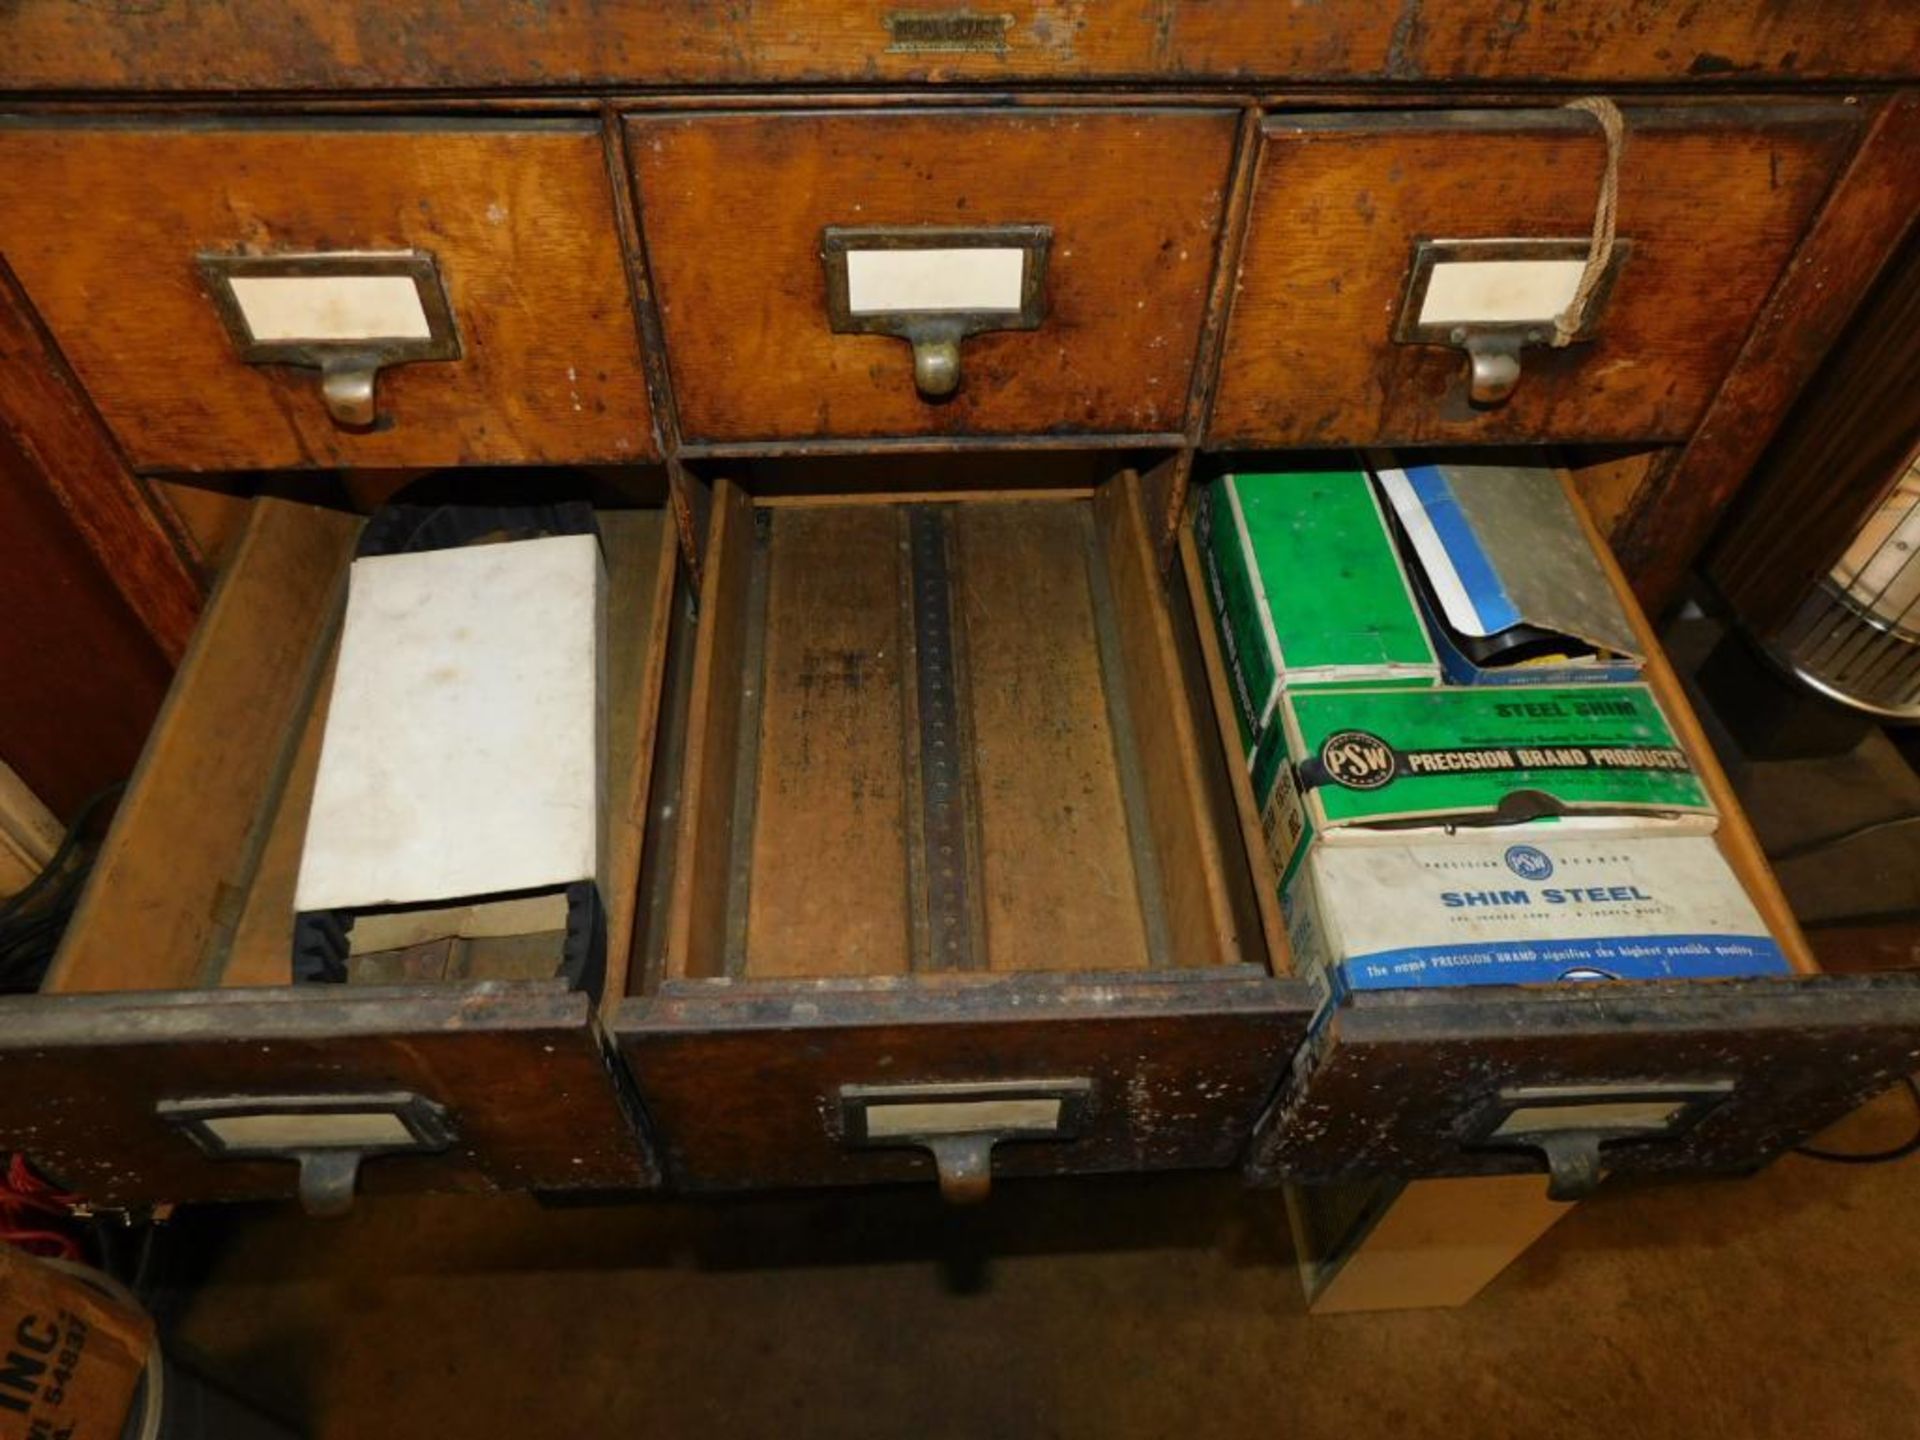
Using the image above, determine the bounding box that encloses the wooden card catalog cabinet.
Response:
[0,1,1916,1256]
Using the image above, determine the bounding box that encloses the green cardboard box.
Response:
[1261,683,1718,900]
[1194,468,1439,796]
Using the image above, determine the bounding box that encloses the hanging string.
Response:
[1553,96,1626,348]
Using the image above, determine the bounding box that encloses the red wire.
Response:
[1,1153,83,1262]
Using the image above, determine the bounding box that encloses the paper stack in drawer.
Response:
[293,512,607,992]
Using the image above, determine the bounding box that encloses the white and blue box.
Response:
[1287,833,1792,1003]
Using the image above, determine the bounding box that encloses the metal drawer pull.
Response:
[821,224,1051,399]
[1466,1082,1734,1200]
[1393,237,1631,406]
[840,1079,1092,1204]
[198,250,462,430]
[157,1092,455,1218]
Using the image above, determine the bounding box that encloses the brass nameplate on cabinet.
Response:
[884,10,1014,53]
[198,250,462,431]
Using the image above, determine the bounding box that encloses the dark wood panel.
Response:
[1249,976,1920,1183]
[1691,102,1920,630]
[0,121,657,471]
[0,429,174,817]
[621,970,1302,1190]
[1211,105,1859,447]
[0,264,203,663]
[0,984,652,1205]
[628,109,1236,442]
[2,0,1914,91]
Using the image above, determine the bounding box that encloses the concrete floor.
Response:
[166,615,1920,1439]
[171,1083,1919,1440]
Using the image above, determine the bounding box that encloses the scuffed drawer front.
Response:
[620,974,1302,1196]
[0,986,653,1211]
[1210,104,1858,447]
[1249,978,1920,1194]
[0,119,658,470]
[627,108,1237,443]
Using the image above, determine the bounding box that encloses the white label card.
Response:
[845,247,1026,315]
[1492,1101,1686,1139]
[228,273,434,343]
[1418,256,1587,327]
[205,1111,415,1151]
[864,1098,1062,1138]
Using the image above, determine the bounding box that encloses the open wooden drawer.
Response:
[1201,467,1920,1199]
[0,498,678,1213]
[614,471,1311,1199]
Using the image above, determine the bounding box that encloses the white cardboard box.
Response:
[1289,833,1791,1005]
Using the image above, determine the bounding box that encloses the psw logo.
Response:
[1504,844,1555,881]
[1318,730,1396,790]
[0,1313,58,1416]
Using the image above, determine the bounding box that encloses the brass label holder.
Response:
[821,224,1050,400]
[198,249,462,431]
[1393,236,1631,407]
[158,1091,455,1217]
[1463,1080,1733,1200]
[839,1077,1093,1203]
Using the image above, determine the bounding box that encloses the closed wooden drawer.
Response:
[0,499,679,1211]
[1177,468,1920,1196]
[1210,104,1859,447]
[626,109,1237,445]
[0,119,657,471]
[615,472,1310,1196]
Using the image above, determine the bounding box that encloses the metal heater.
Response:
[1768,461,1920,722]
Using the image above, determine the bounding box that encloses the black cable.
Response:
[1794,1075,1920,1165]
[1768,811,1920,866]
[0,779,125,993]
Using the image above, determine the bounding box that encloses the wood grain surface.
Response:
[1621,93,1920,615]
[0,120,657,471]
[746,506,913,979]
[47,500,358,994]
[956,503,1150,972]
[1210,105,1858,447]
[0,265,203,662]
[1249,973,1920,1185]
[3,0,1914,91]
[0,436,175,818]
[628,109,1236,442]
[0,984,653,1204]
[620,969,1303,1191]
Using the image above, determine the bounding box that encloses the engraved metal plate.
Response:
[883,10,1014,53]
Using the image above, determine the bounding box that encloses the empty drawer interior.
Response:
[640,468,1279,992]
